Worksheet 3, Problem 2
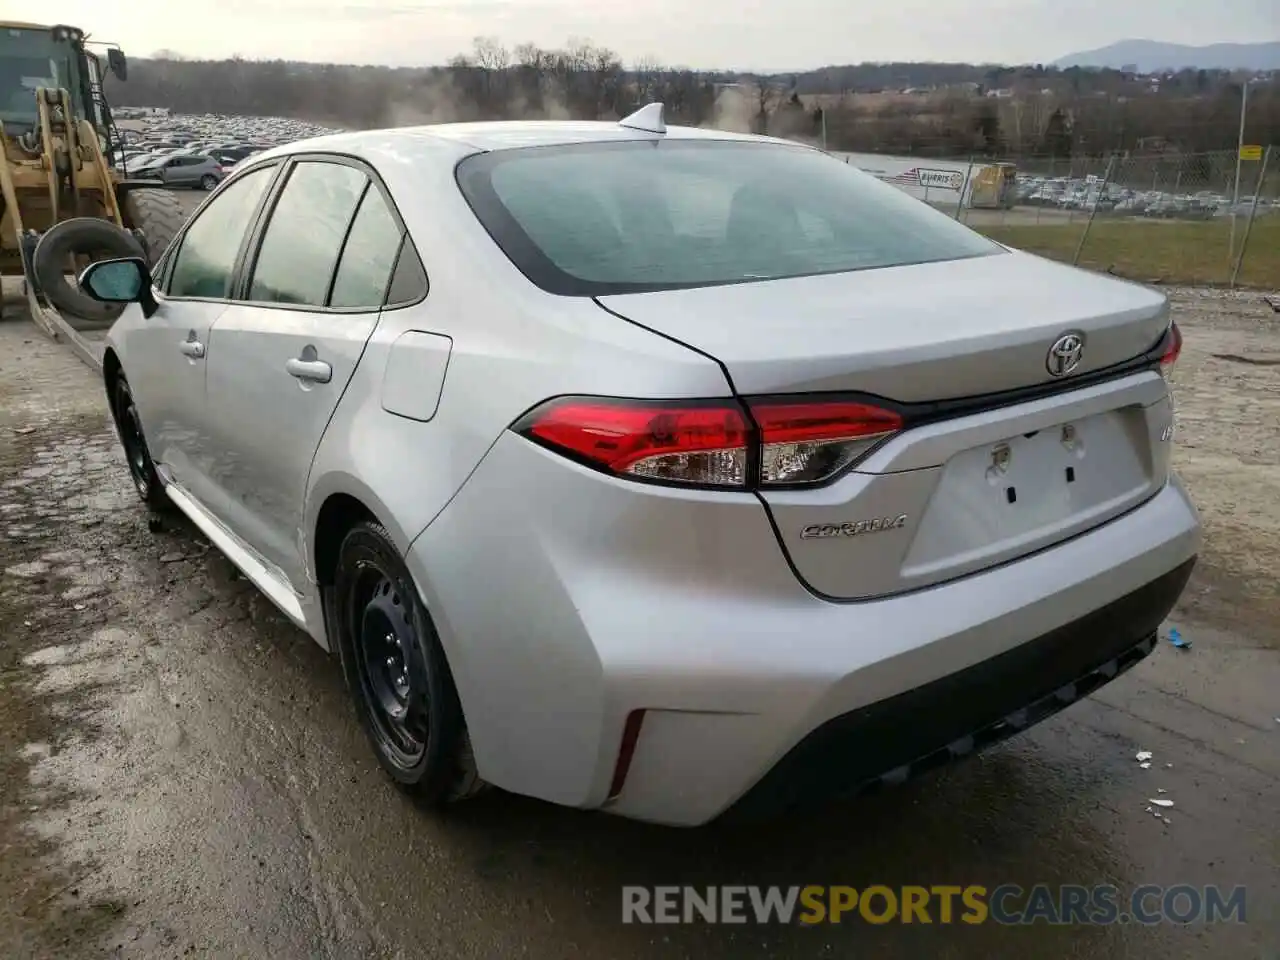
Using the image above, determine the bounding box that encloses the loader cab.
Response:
[0,22,121,142]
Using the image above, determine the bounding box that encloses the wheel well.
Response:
[314,493,376,587]
[102,349,122,411]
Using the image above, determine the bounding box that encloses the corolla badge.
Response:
[800,515,908,540]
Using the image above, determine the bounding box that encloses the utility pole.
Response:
[1228,79,1255,266]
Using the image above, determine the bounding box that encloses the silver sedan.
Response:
[80,105,1199,826]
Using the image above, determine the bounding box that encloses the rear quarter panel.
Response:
[302,136,732,573]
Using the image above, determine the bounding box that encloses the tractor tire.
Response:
[32,217,146,325]
[123,188,186,265]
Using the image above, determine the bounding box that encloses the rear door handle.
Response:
[178,339,205,359]
[285,358,332,383]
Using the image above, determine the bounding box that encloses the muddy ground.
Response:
[0,288,1277,959]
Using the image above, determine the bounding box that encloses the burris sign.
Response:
[915,168,966,191]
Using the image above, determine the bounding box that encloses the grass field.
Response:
[977,216,1279,289]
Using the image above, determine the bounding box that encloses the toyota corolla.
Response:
[80,104,1200,826]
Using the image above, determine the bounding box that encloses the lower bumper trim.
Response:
[719,557,1195,823]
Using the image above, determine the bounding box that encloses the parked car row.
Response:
[1013,175,1278,220]
[109,112,338,190]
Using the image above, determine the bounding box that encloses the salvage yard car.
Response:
[78,104,1200,826]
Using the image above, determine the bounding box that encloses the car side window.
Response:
[247,161,368,307]
[385,237,428,305]
[167,165,275,299]
[329,186,403,309]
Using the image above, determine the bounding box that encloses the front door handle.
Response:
[285,358,332,383]
[178,338,205,359]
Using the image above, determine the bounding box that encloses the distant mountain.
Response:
[1053,40,1280,72]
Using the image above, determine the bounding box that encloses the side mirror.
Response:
[107,48,128,82]
[79,257,158,318]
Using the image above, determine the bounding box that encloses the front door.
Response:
[125,163,279,503]
[201,158,404,587]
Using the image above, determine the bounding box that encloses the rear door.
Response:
[160,157,190,186]
[201,156,405,588]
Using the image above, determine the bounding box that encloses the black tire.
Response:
[122,188,186,265]
[200,174,218,191]
[32,217,145,324]
[111,375,168,511]
[333,521,483,804]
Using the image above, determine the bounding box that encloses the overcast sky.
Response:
[49,0,1280,70]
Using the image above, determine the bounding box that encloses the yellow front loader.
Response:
[0,21,185,343]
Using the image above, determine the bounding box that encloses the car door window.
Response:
[167,165,275,299]
[247,161,368,307]
[329,186,403,309]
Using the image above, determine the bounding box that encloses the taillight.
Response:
[516,395,902,489]
[1159,321,1182,375]
[749,399,903,486]
[517,398,749,487]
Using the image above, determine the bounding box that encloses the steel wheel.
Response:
[332,520,484,802]
[350,564,431,769]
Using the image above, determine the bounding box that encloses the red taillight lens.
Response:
[517,395,903,488]
[1159,321,1182,374]
[518,398,750,487]
[749,399,903,485]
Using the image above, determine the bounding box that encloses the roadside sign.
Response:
[1239,145,1263,161]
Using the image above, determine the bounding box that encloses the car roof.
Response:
[248,120,802,168]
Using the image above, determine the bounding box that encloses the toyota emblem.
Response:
[1046,332,1085,377]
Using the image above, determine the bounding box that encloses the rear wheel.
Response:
[333,521,483,803]
[112,375,168,511]
[200,174,218,191]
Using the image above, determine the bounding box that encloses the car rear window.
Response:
[455,139,1001,296]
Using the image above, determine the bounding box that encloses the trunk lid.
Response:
[598,251,1176,599]
[595,250,1169,402]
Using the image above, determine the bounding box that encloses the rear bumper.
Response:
[409,432,1200,827]
[721,558,1192,822]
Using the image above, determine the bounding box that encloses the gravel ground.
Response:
[0,287,1277,959]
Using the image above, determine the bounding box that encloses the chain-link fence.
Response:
[838,148,1278,288]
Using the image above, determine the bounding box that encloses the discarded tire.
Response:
[123,188,186,264]
[32,217,146,324]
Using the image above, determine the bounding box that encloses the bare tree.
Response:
[753,78,782,135]
[632,55,664,105]
[472,36,509,72]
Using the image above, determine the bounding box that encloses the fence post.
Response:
[1073,154,1117,266]
[1230,145,1273,289]
[955,156,975,221]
